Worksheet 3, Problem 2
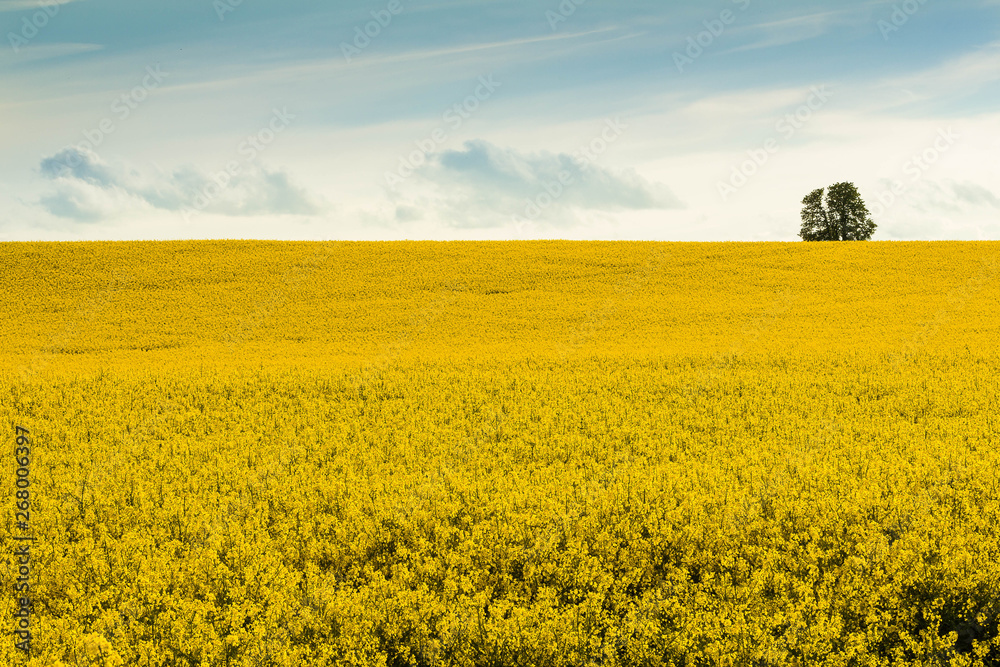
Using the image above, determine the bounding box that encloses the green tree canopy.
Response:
[799,182,876,241]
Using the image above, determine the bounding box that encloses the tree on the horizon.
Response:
[799,182,877,241]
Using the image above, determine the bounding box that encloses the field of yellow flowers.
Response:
[1,240,999,666]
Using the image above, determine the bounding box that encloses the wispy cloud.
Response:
[0,0,80,12]
[0,43,103,63]
[158,27,623,101]
[884,40,1000,99]
[720,11,843,54]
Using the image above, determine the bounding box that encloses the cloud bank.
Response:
[390,138,684,229]
[37,148,322,223]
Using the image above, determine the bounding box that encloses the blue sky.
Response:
[1,0,998,241]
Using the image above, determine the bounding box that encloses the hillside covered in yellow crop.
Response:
[1,241,999,666]
[2,240,999,376]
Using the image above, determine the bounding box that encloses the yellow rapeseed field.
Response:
[1,240,999,666]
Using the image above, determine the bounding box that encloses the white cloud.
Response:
[388,139,684,229]
[951,181,1000,209]
[0,43,103,63]
[36,147,323,222]
[0,0,81,12]
[721,11,845,54]
[882,40,1000,103]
